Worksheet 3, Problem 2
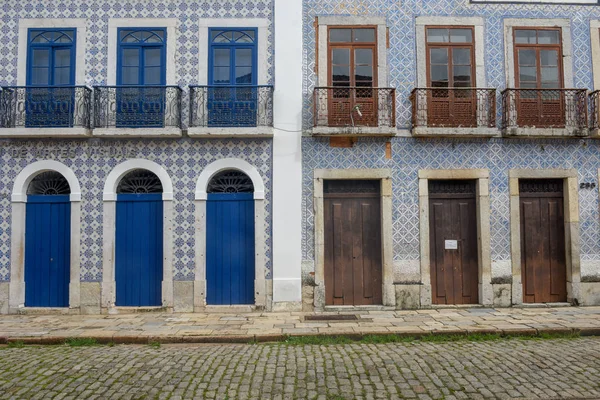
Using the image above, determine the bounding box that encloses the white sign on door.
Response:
[445,240,458,250]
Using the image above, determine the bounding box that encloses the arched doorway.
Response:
[115,169,164,307]
[25,171,71,307]
[206,170,255,305]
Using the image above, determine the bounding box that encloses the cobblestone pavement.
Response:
[0,338,599,400]
[1,307,600,344]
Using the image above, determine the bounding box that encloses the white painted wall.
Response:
[272,0,303,306]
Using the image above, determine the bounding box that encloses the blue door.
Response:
[208,29,258,127]
[206,193,255,305]
[25,195,70,307]
[116,28,166,128]
[115,193,163,307]
[26,29,76,127]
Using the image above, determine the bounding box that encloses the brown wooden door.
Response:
[324,180,382,306]
[519,179,567,303]
[429,180,479,305]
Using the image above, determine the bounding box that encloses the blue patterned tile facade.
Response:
[302,0,600,279]
[0,138,272,282]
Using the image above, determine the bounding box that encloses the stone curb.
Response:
[0,326,597,345]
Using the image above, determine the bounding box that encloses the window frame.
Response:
[512,27,564,90]
[116,27,167,86]
[26,28,77,87]
[326,25,378,88]
[425,25,475,88]
[207,28,258,87]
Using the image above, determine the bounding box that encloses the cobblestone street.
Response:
[1,338,599,400]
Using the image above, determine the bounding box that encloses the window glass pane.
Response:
[122,48,140,67]
[121,31,140,43]
[213,49,230,67]
[235,67,252,84]
[538,30,559,45]
[145,31,164,43]
[353,29,375,42]
[31,49,50,67]
[541,81,560,89]
[518,49,536,66]
[234,31,254,43]
[54,67,70,85]
[236,49,253,67]
[452,48,471,65]
[332,66,350,82]
[144,48,161,67]
[213,67,230,84]
[144,66,161,84]
[54,49,71,67]
[121,67,139,84]
[354,49,373,65]
[515,30,537,44]
[541,50,558,67]
[431,65,448,83]
[541,67,559,83]
[30,31,50,43]
[330,29,351,42]
[212,31,230,43]
[332,49,349,65]
[430,48,448,64]
[431,80,448,88]
[453,66,472,83]
[355,65,373,81]
[31,67,49,85]
[519,66,537,83]
[450,29,472,43]
[454,81,470,88]
[427,28,449,43]
[55,32,73,43]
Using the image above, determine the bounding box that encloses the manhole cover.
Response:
[305,315,358,321]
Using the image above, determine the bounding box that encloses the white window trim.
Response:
[107,18,179,85]
[415,16,486,87]
[316,16,388,88]
[193,158,268,310]
[590,20,600,90]
[9,160,82,312]
[198,18,270,85]
[503,18,574,88]
[17,19,87,86]
[101,159,174,310]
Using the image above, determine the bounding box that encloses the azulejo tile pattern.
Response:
[302,137,600,278]
[301,0,600,278]
[0,138,273,282]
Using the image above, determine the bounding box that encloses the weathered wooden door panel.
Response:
[429,180,478,305]
[324,180,382,306]
[25,195,71,307]
[519,179,566,303]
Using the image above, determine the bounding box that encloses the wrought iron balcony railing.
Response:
[0,86,92,129]
[93,85,182,129]
[189,85,273,128]
[501,88,587,131]
[410,88,496,129]
[589,90,600,131]
[313,87,396,129]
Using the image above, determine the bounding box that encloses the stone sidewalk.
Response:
[1,306,600,344]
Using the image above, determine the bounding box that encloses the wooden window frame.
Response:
[327,26,378,88]
[425,25,476,88]
[512,27,564,89]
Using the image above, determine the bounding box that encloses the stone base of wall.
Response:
[80,282,101,314]
[581,282,600,306]
[174,281,194,313]
[492,283,512,307]
[0,282,8,314]
[394,284,421,309]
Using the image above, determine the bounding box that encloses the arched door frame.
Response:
[101,159,174,311]
[194,158,267,310]
[9,160,82,313]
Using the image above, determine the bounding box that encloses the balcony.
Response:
[501,88,588,137]
[188,85,274,137]
[93,86,183,137]
[0,86,92,137]
[312,87,396,136]
[589,91,600,138]
[410,88,498,137]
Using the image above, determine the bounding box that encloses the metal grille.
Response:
[519,179,563,194]
[428,180,476,195]
[324,180,380,194]
[207,171,254,193]
[27,172,71,195]
[117,170,163,194]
